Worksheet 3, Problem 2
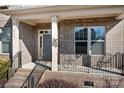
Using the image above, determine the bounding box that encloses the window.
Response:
[0,27,11,53]
[74,26,105,55]
[75,27,88,54]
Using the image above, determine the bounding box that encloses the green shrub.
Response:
[0,59,10,79]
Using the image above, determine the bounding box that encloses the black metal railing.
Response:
[9,51,22,78]
[59,52,124,75]
[21,65,45,88]
[0,51,22,87]
[58,38,124,75]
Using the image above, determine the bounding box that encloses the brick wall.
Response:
[57,17,121,68]
[59,54,102,68]
[36,17,119,55]
[106,19,124,54]
[36,23,51,30]
[36,17,121,62]
[59,17,119,54]
[19,22,37,65]
[38,71,124,88]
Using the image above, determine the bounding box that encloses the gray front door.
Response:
[43,34,52,61]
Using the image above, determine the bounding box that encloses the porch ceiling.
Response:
[1,5,124,26]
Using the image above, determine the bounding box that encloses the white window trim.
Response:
[0,53,10,56]
[74,26,105,55]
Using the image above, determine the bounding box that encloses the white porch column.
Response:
[88,27,91,55]
[0,29,2,53]
[51,16,59,71]
[12,18,19,57]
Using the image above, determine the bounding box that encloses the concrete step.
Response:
[7,79,24,85]
[13,69,32,77]
[8,77,26,83]
[5,68,34,88]
[14,72,31,76]
[5,82,23,88]
[8,76,26,80]
[17,68,32,72]
[22,63,36,69]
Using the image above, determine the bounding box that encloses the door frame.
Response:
[38,29,51,60]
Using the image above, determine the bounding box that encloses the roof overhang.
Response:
[0,13,10,27]
[1,5,124,26]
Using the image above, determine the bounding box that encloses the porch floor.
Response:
[22,62,36,69]
[34,61,51,70]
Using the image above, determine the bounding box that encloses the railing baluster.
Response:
[21,65,45,88]
[59,52,123,75]
[58,39,123,76]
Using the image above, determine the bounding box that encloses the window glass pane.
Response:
[75,27,88,40]
[0,27,11,53]
[91,42,104,54]
[2,42,10,53]
[40,36,42,48]
[1,28,11,42]
[75,42,87,54]
[91,26,105,40]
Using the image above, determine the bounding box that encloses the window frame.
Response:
[0,27,11,55]
[74,26,105,55]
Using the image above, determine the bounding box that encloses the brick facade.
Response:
[106,19,124,54]
[36,17,120,55]
[19,22,37,64]
[58,17,121,67]
[59,17,119,54]
[21,17,121,63]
